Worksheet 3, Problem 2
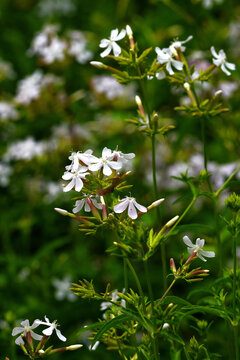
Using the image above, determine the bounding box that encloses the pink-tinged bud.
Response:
[185,251,197,264]
[135,95,145,117]
[165,215,179,228]
[87,198,102,220]
[54,208,68,216]
[26,331,33,350]
[90,61,105,69]
[147,198,165,210]
[170,258,176,274]
[100,196,107,219]
[66,344,83,350]
[126,25,133,38]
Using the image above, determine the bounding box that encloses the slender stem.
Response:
[233,235,239,360]
[123,257,128,293]
[155,278,177,308]
[125,258,146,314]
[215,164,240,198]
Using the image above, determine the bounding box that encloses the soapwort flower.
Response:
[12,319,42,345]
[183,236,215,262]
[88,147,122,176]
[99,28,126,57]
[211,46,236,76]
[114,196,147,219]
[155,47,184,75]
[35,316,66,341]
[169,35,193,56]
[62,166,89,192]
[66,150,98,171]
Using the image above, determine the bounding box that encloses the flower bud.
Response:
[170,258,176,274]
[165,215,179,228]
[147,198,165,210]
[126,25,133,38]
[66,344,83,350]
[162,323,170,329]
[90,61,105,69]
[54,208,68,216]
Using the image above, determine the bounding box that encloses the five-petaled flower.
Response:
[183,236,215,262]
[12,319,42,345]
[211,46,236,76]
[35,316,66,342]
[99,28,126,58]
[88,147,122,176]
[66,150,98,172]
[62,166,89,192]
[155,48,184,75]
[114,196,147,219]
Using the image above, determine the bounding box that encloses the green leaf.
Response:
[91,314,130,347]
[161,296,192,307]
[169,223,215,236]
[163,330,185,345]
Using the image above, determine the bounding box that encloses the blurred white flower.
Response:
[73,195,102,213]
[203,0,223,8]
[111,150,135,164]
[114,197,147,219]
[3,137,46,161]
[88,147,122,176]
[0,163,12,186]
[99,28,126,57]
[62,167,89,192]
[52,276,76,302]
[0,102,19,121]
[12,319,42,345]
[41,38,67,64]
[0,58,15,80]
[183,236,215,262]
[211,46,235,76]
[67,31,92,64]
[15,71,43,105]
[155,48,184,75]
[36,316,66,341]
[38,0,76,17]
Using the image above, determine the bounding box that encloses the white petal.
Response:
[221,64,231,76]
[107,160,122,170]
[196,238,205,248]
[196,253,207,262]
[75,177,83,192]
[112,42,122,57]
[89,162,102,172]
[103,163,112,176]
[84,200,91,212]
[31,320,41,329]
[200,250,215,258]
[63,178,75,192]
[56,328,66,342]
[183,236,193,247]
[173,60,183,71]
[128,202,138,219]
[20,320,29,327]
[99,39,110,48]
[102,147,112,158]
[211,46,218,58]
[226,62,235,71]
[100,45,112,58]
[15,335,25,345]
[133,200,147,213]
[31,331,42,341]
[110,29,119,40]
[12,327,24,336]
[166,62,174,75]
[73,199,85,213]
[114,199,129,213]
[115,29,126,41]
[43,326,53,336]
[62,172,73,180]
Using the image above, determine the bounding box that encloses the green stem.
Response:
[125,258,146,314]
[123,257,128,293]
[215,164,240,198]
[233,235,239,360]
[155,278,177,308]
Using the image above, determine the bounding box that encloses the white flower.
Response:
[35,316,66,342]
[183,235,215,262]
[99,28,126,57]
[114,196,147,219]
[66,150,98,172]
[15,71,43,105]
[52,276,76,302]
[73,195,102,213]
[88,147,122,176]
[0,102,19,121]
[62,167,89,192]
[111,150,135,164]
[155,48,184,75]
[169,35,193,55]
[100,289,126,312]
[12,319,42,345]
[211,46,236,76]
[89,340,100,351]
[41,38,67,64]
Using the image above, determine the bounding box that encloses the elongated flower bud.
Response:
[90,61,106,69]
[165,215,179,228]
[135,95,145,117]
[66,344,83,350]
[147,198,165,210]
[54,208,68,216]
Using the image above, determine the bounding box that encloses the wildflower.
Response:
[66,150,98,172]
[12,319,42,345]
[211,46,236,76]
[114,196,147,219]
[73,195,102,213]
[169,35,193,56]
[62,167,89,192]
[88,147,122,176]
[183,236,215,262]
[100,290,121,311]
[155,48,184,75]
[0,102,19,121]
[99,28,126,57]
[35,316,66,341]
[52,276,77,302]
[112,149,135,164]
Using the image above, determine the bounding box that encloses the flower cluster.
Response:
[29,25,92,65]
